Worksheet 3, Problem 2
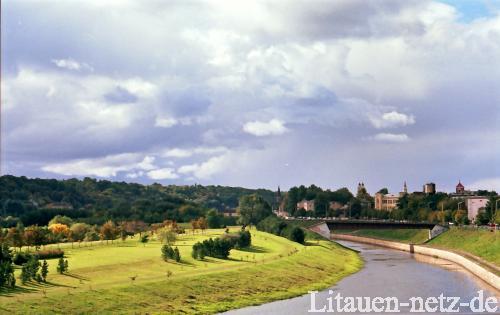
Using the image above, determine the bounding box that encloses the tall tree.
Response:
[237,194,272,226]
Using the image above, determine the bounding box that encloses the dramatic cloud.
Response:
[243,119,289,137]
[3,0,500,192]
[41,154,156,177]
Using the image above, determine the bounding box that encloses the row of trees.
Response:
[256,216,305,244]
[191,229,252,260]
[0,175,274,227]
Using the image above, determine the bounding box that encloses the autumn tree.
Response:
[100,221,118,244]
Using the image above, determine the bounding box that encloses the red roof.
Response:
[456,181,464,188]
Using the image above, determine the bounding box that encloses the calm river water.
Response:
[224,241,499,314]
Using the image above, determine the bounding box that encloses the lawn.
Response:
[332,228,430,244]
[0,228,362,314]
[427,228,500,266]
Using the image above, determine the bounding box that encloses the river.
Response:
[224,241,499,314]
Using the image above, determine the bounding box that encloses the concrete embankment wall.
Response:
[331,234,500,291]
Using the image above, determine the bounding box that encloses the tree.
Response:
[206,209,221,228]
[0,243,16,288]
[41,260,49,282]
[48,215,74,227]
[70,223,90,244]
[139,234,149,247]
[190,219,199,234]
[289,227,305,244]
[24,225,47,250]
[197,217,208,234]
[237,194,272,226]
[48,223,70,242]
[173,247,181,262]
[57,257,66,274]
[7,224,25,251]
[377,188,389,195]
[157,228,177,245]
[100,220,118,244]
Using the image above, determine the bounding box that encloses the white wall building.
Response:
[466,197,489,221]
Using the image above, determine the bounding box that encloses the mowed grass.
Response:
[0,228,362,314]
[333,228,430,244]
[427,228,500,266]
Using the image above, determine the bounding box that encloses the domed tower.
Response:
[456,181,464,194]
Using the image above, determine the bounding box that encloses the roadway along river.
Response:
[224,240,499,314]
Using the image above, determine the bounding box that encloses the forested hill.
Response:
[0,175,275,227]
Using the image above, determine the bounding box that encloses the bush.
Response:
[13,252,33,266]
[257,215,305,244]
[34,249,64,260]
[289,227,305,244]
[192,237,234,260]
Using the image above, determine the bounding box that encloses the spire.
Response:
[403,181,408,194]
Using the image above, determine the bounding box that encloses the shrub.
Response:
[34,249,64,260]
[289,227,305,244]
[13,252,33,266]
[192,237,234,260]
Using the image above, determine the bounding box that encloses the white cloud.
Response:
[147,168,179,180]
[468,177,500,192]
[372,133,410,143]
[155,116,178,128]
[369,111,416,129]
[41,153,157,177]
[163,146,228,158]
[243,119,289,136]
[51,58,93,71]
[177,155,228,179]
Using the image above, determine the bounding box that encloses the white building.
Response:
[466,197,489,221]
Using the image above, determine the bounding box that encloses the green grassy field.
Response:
[427,228,500,266]
[0,228,362,314]
[332,228,430,244]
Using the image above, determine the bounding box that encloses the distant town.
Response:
[273,181,498,226]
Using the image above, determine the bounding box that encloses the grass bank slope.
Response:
[0,229,362,314]
[332,228,429,244]
[427,228,500,266]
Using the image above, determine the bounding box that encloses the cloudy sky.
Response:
[2,0,500,194]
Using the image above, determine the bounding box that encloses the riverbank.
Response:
[427,228,500,266]
[0,229,362,314]
[332,233,500,291]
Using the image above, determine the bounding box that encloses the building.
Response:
[466,197,489,221]
[221,208,239,217]
[374,182,407,211]
[423,182,436,194]
[329,201,345,210]
[374,193,399,211]
[450,181,476,198]
[297,199,315,212]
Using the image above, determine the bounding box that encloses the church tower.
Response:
[403,181,408,194]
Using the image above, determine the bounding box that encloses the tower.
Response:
[403,181,408,194]
[456,181,464,194]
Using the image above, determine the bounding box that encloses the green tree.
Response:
[206,209,221,228]
[237,194,272,226]
[41,260,49,282]
[174,247,181,262]
[377,188,389,195]
[57,257,65,274]
[289,227,305,244]
[139,234,149,247]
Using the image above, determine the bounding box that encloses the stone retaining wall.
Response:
[331,234,500,291]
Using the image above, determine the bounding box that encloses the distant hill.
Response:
[0,175,275,226]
